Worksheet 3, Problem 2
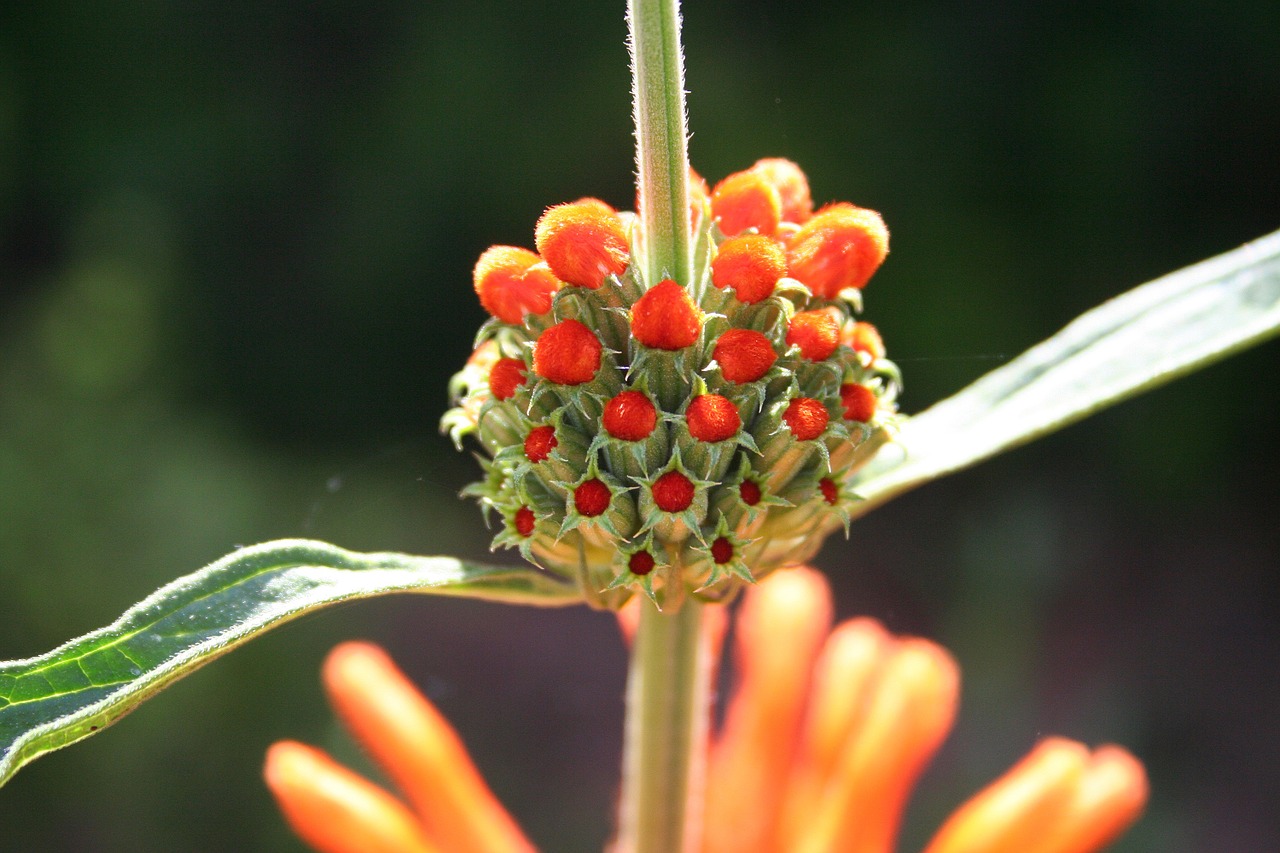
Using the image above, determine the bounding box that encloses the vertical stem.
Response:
[620,2,707,851]
[628,0,693,287]
[618,596,712,853]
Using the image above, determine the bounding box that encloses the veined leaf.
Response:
[0,539,581,788]
[851,227,1280,514]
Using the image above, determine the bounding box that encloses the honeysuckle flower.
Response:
[265,567,1147,853]
[442,159,901,607]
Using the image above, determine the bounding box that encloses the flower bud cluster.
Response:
[442,160,901,609]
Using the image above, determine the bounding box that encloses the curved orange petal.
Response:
[1039,745,1149,853]
[791,635,959,853]
[922,737,1090,853]
[322,642,536,853]
[264,741,442,853]
[704,566,833,853]
[777,618,891,849]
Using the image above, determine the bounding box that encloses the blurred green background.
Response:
[2,1,1278,850]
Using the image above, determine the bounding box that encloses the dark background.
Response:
[2,1,1278,850]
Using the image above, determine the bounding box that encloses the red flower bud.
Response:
[783,397,829,440]
[841,320,886,360]
[686,394,741,443]
[652,471,695,512]
[534,198,630,289]
[711,170,782,237]
[631,279,703,350]
[488,358,527,401]
[840,383,877,423]
[786,310,840,361]
[533,319,602,385]
[739,479,762,506]
[786,203,889,297]
[628,551,656,576]
[524,425,558,462]
[574,478,612,517]
[514,506,536,536]
[603,390,658,441]
[713,329,777,383]
[472,245,561,325]
[749,158,813,224]
[711,235,787,304]
[819,478,839,505]
[711,536,735,564]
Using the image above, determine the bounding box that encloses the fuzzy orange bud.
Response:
[472,245,561,325]
[631,279,703,350]
[711,170,782,237]
[713,329,777,383]
[533,319,602,385]
[603,390,658,441]
[653,471,695,512]
[488,358,527,401]
[840,383,877,422]
[750,158,813,224]
[711,234,787,304]
[787,203,889,297]
[787,310,840,361]
[574,479,612,517]
[523,425,557,462]
[687,394,741,443]
[514,506,536,537]
[784,397,829,440]
[841,319,886,360]
[534,198,630,289]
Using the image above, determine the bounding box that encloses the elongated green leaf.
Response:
[0,539,581,788]
[851,227,1280,515]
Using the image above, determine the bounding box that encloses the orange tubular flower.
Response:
[266,569,1147,853]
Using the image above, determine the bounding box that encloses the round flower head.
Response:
[444,160,903,605]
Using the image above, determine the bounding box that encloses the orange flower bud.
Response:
[523,425,557,462]
[628,550,656,576]
[534,198,630,289]
[750,157,813,224]
[472,245,561,325]
[711,170,782,237]
[631,279,703,350]
[713,329,777,383]
[533,319,602,385]
[652,471,695,512]
[841,319,886,360]
[574,478,612,517]
[784,397,829,440]
[711,234,787,304]
[787,310,840,361]
[513,506,535,537]
[687,394,741,442]
[787,203,889,297]
[819,477,839,505]
[840,383,877,422]
[603,390,658,441]
[488,358,527,401]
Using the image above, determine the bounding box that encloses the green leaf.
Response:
[851,227,1280,515]
[0,539,581,788]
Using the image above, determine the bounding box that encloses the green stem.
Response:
[619,2,707,851]
[628,0,692,287]
[617,596,712,853]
